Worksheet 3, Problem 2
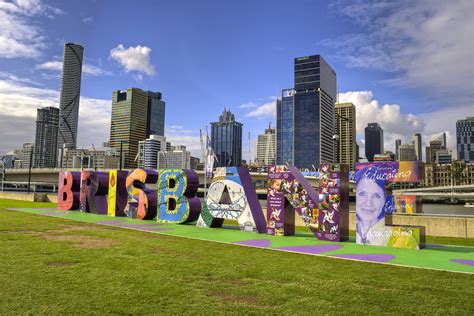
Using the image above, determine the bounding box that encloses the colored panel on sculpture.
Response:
[125,169,158,220]
[197,167,266,233]
[157,169,201,223]
[107,170,128,217]
[266,164,349,241]
[384,195,422,214]
[79,171,109,214]
[355,162,425,249]
[58,171,80,210]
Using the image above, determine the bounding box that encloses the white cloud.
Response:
[0,76,110,154]
[325,0,474,100]
[164,125,202,159]
[246,101,276,118]
[338,90,425,155]
[36,60,111,76]
[109,44,157,76]
[83,16,93,23]
[0,0,63,59]
[239,101,258,109]
[338,90,471,158]
[0,71,43,86]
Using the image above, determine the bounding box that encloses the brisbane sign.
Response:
[58,162,425,249]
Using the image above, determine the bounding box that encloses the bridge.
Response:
[394,184,474,201]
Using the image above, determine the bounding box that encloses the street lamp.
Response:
[119,140,130,170]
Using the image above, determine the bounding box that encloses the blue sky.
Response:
[0,0,472,160]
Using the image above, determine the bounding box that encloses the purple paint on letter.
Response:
[42,211,68,216]
[332,254,395,263]
[451,259,474,267]
[233,239,271,248]
[277,244,342,254]
[96,220,128,225]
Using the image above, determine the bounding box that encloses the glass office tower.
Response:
[211,109,243,167]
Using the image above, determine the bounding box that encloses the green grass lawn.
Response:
[1,199,473,314]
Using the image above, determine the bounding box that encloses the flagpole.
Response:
[204,127,209,200]
[199,129,207,201]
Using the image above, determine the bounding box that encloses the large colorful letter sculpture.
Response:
[157,169,201,223]
[355,161,425,249]
[196,167,267,233]
[107,170,128,217]
[125,169,158,220]
[58,171,80,210]
[267,164,349,241]
[79,171,109,214]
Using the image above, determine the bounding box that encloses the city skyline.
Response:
[0,0,473,161]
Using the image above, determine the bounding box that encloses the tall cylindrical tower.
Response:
[58,42,83,153]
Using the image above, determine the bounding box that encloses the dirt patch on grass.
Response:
[208,291,263,307]
[47,261,76,267]
[36,233,118,248]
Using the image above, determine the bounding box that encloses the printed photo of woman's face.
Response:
[356,179,385,224]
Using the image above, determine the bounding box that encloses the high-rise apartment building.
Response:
[58,43,83,154]
[255,123,276,166]
[34,106,59,168]
[364,123,384,162]
[395,139,401,160]
[137,135,171,169]
[210,108,243,167]
[21,142,34,169]
[398,144,417,161]
[456,116,474,163]
[335,102,356,170]
[412,133,422,161]
[146,92,165,137]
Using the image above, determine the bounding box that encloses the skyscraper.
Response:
[395,139,402,160]
[335,102,356,170]
[456,116,474,163]
[110,88,148,169]
[110,88,166,169]
[146,91,165,137]
[276,55,336,168]
[255,123,276,166]
[211,108,243,167]
[293,55,336,168]
[34,106,59,168]
[365,123,384,162]
[276,90,294,165]
[412,133,422,161]
[58,43,84,155]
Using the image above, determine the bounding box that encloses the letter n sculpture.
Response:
[267,164,349,241]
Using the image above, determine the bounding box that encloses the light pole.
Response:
[27,147,33,193]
